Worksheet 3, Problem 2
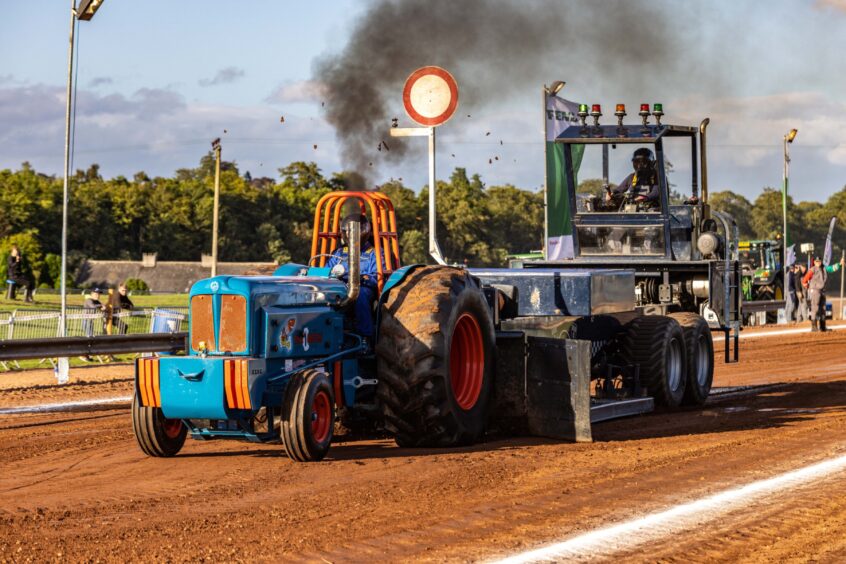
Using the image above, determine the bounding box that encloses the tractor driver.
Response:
[326,213,383,341]
[606,147,660,210]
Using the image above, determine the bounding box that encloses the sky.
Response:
[2,0,846,204]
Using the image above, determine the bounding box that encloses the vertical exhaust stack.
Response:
[338,220,361,308]
[699,118,710,204]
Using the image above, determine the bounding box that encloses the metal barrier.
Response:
[0,333,188,361]
[0,307,188,340]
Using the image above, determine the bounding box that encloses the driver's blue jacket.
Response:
[325,242,382,289]
[325,242,384,338]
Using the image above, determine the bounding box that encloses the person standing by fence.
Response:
[6,245,34,303]
[83,288,106,337]
[109,283,134,334]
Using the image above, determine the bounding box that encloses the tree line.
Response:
[0,155,843,289]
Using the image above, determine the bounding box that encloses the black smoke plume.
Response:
[315,0,692,181]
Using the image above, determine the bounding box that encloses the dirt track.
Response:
[2,328,846,562]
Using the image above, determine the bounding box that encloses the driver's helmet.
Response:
[632,147,656,174]
[340,213,372,247]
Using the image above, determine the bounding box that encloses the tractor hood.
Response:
[187,275,349,356]
[190,275,348,308]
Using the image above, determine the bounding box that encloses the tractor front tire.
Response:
[131,395,187,457]
[281,369,335,462]
[622,315,687,408]
[376,266,495,447]
[669,312,714,406]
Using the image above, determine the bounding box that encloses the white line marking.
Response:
[0,396,131,415]
[492,451,846,563]
[713,324,846,342]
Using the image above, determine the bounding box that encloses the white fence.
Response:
[0,307,188,341]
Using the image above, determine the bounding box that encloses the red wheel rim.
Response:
[162,418,183,439]
[310,390,332,443]
[450,313,485,411]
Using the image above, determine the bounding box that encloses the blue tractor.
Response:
[132,191,497,461]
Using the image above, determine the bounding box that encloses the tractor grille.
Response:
[219,295,247,353]
[190,295,215,351]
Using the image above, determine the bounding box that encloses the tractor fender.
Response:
[374,264,428,340]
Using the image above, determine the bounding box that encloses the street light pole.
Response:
[211,138,222,277]
[59,0,77,338]
[60,0,107,339]
[782,128,797,319]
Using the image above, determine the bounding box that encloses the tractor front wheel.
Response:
[131,395,187,457]
[281,369,335,462]
[376,266,495,447]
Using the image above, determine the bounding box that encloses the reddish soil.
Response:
[2,328,846,562]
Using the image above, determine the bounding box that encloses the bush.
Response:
[124,278,150,294]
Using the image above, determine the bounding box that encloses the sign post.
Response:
[390,66,458,265]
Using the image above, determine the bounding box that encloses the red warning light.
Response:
[639,103,650,114]
[591,104,602,114]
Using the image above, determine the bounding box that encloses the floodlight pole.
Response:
[59,0,77,338]
[782,129,796,315]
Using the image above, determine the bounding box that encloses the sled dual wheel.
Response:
[668,312,714,406]
[622,315,687,408]
[377,266,495,447]
[131,394,187,457]
[281,369,335,462]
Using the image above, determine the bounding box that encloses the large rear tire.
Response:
[131,395,187,457]
[668,312,714,406]
[281,369,335,462]
[622,315,686,408]
[376,266,495,447]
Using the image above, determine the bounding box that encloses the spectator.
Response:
[802,256,844,332]
[109,283,134,334]
[83,288,107,337]
[6,245,34,303]
[795,263,809,323]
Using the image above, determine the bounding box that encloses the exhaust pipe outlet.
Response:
[337,220,360,309]
[699,118,710,204]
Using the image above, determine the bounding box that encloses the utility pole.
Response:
[211,138,221,277]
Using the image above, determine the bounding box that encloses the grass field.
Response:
[0,292,188,313]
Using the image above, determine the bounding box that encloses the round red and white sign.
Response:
[402,66,459,127]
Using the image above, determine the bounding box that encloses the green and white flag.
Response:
[545,96,583,260]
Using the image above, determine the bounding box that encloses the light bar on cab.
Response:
[615,104,626,127]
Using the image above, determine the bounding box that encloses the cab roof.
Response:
[555,123,697,144]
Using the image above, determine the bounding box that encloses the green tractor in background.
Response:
[739,240,784,322]
[739,240,784,301]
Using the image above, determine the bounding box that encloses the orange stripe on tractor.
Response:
[145,360,156,409]
[239,360,251,409]
[224,360,235,409]
[144,359,156,407]
[233,360,244,408]
[151,360,161,407]
[137,359,150,407]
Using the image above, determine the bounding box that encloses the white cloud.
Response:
[0,79,339,179]
[266,80,327,104]
[88,77,113,87]
[198,66,245,87]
